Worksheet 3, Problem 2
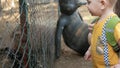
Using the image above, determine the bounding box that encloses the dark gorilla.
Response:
[55,0,89,59]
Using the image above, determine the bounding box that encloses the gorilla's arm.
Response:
[55,17,67,59]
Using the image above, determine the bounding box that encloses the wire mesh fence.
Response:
[0,0,58,68]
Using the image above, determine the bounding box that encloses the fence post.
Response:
[19,0,28,68]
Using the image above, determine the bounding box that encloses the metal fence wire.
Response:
[0,0,58,68]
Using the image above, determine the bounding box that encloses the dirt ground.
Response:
[54,38,93,68]
[54,5,95,68]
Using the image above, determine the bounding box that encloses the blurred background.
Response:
[0,0,95,68]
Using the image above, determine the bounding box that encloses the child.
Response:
[84,0,120,68]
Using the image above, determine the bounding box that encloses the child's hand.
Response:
[111,64,120,68]
[88,24,95,33]
[84,49,91,61]
[88,33,92,45]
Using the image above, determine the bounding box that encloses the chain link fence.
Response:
[0,0,58,68]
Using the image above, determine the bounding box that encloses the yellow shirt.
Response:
[91,14,120,68]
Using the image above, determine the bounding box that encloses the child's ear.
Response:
[100,0,106,10]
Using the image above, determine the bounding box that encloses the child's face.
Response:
[86,0,103,16]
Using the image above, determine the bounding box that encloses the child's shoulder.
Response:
[107,15,120,26]
[105,15,120,30]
